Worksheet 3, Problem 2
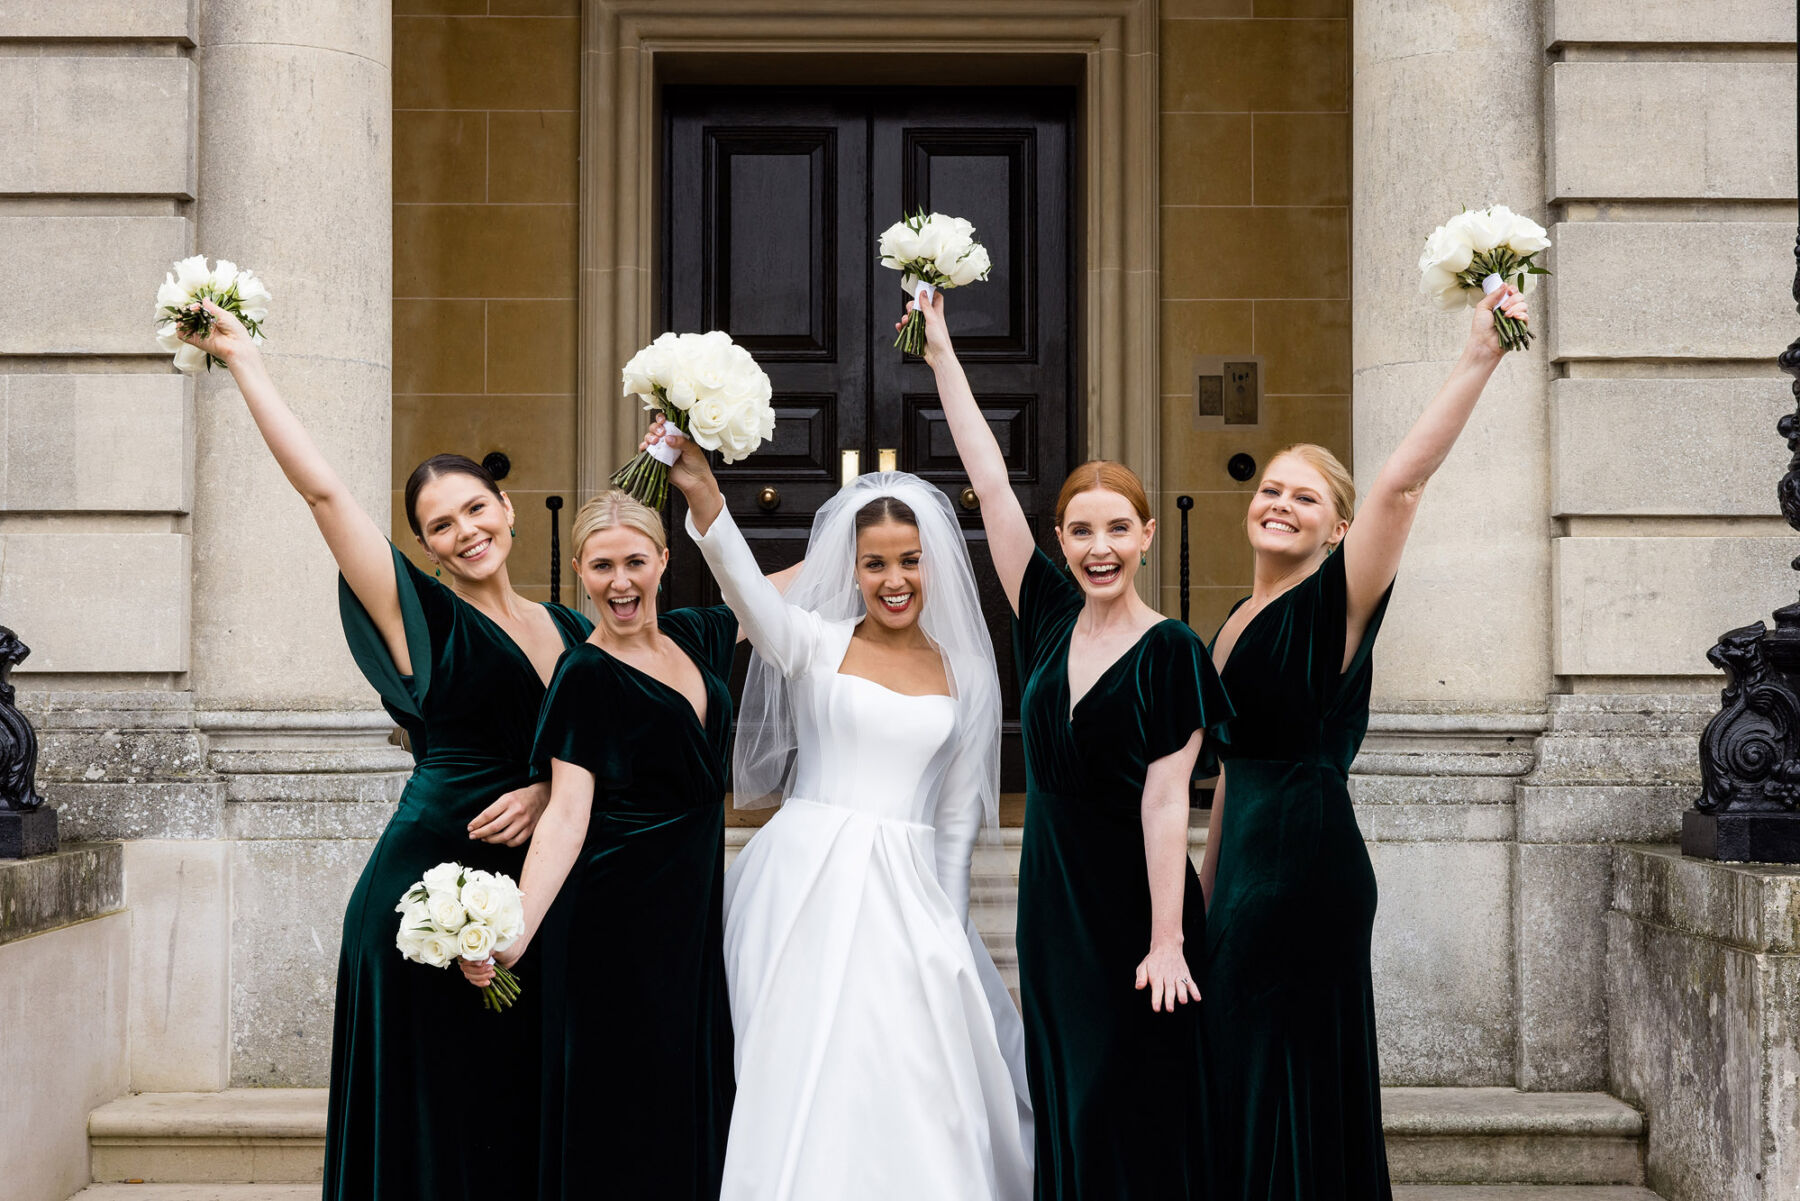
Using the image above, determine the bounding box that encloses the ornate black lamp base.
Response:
[0,806,57,859]
[1682,809,1800,864]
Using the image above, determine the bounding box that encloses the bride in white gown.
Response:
[652,418,1032,1201]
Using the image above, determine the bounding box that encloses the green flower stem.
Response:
[610,401,695,509]
[481,963,523,1013]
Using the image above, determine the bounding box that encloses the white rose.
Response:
[173,254,212,292]
[211,259,240,294]
[945,243,991,287]
[879,219,924,268]
[421,862,463,899]
[460,873,506,925]
[428,893,467,932]
[235,271,272,323]
[173,343,209,374]
[1448,208,1503,254]
[457,921,497,962]
[156,276,190,313]
[419,931,459,968]
[1431,285,1472,311]
[1419,226,1474,275]
[156,321,184,353]
[1503,216,1551,256]
[913,217,952,264]
[687,396,731,451]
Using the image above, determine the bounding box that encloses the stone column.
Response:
[191,2,393,713]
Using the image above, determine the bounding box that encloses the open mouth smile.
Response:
[1083,563,1121,586]
[878,592,913,614]
[607,595,642,621]
[1261,519,1298,534]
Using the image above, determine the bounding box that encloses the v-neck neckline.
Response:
[1064,617,1178,722]
[591,621,713,736]
[457,595,574,690]
[1211,564,1317,677]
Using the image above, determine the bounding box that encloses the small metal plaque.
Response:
[1196,374,1224,418]
[1224,361,1259,425]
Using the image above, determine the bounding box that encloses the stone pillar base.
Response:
[0,806,57,858]
[1680,808,1800,863]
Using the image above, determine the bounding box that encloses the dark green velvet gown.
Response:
[1013,548,1233,1200]
[529,605,738,1201]
[324,546,590,1201]
[1202,549,1394,1201]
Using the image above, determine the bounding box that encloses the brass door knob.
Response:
[757,485,781,511]
[959,486,979,511]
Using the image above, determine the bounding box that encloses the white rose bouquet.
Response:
[395,861,527,1013]
[1418,205,1550,352]
[153,254,272,373]
[611,330,776,509]
[879,209,992,356]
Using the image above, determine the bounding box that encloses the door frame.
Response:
[578,0,1162,593]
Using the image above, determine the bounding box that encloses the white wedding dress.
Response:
[689,503,1033,1201]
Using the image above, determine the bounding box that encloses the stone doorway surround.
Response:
[577,0,1161,587]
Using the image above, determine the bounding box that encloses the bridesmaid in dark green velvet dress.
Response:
[908,293,1232,1198]
[181,302,589,1201]
[459,486,799,1200]
[1197,284,1529,1200]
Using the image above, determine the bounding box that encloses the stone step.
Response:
[86,1086,1643,1188]
[70,1187,318,1201]
[1385,1088,1646,1185]
[87,1090,325,1185]
[1394,1190,1663,1201]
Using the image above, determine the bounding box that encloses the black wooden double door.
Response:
[661,86,1075,793]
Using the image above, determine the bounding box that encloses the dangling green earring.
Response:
[509,526,516,536]
[1140,551,1148,567]
[434,566,441,578]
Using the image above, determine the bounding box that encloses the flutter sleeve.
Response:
[337,545,457,733]
[1012,546,1082,681]
[661,604,739,684]
[1310,547,1394,703]
[686,501,824,679]
[531,648,630,788]
[1140,621,1234,768]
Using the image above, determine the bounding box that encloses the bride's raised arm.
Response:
[908,293,1036,614]
[654,420,820,677]
[179,298,406,670]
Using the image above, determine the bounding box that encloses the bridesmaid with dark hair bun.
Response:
[1198,283,1529,1200]
[180,302,591,1201]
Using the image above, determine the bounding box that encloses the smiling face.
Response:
[1246,452,1349,563]
[575,525,667,637]
[855,518,927,633]
[1056,487,1155,600]
[414,473,514,584]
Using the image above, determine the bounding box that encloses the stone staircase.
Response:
[69,829,1660,1200]
[72,1086,1658,1199]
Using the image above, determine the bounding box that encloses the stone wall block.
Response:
[0,912,129,1201]
[1369,840,1515,1085]
[1514,843,1610,1090]
[0,0,193,39]
[2,374,192,512]
[1548,0,1796,46]
[1551,377,1790,517]
[0,532,189,672]
[1553,536,1800,676]
[1550,222,1797,360]
[0,843,124,947]
[51,782,226,842]
[230,837,374,1087]
[201,0,390,66]
[125,841,230,1091]
[1550,62,1796,201]
[0,57,195,196]
[0,216,190,355]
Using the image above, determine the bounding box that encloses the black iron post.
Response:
[1177,495,1194,625]
[0,627,57,858]
[1684,27,1800,863]
[547,495,564,606]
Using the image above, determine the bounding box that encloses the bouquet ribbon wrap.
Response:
[908,276,938,308]
[647,430,681,467]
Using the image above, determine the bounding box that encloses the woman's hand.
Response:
[643,415,715,498]
[1135,940,1199,1012]
[468,781,549,847]
[458,956,496,989]
[899,288,955,365]
[176,297,261,370]
[1468,283,1528,364]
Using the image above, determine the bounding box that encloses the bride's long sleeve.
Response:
[932,741,985,925]
[685,500,820,678]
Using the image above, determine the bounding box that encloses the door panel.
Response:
[662,86,1074,795]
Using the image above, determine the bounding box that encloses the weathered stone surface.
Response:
[0,57,194,196]
[1384,1087,1644,1184]
[1,374,191,512]
[0,841,123,946]
[230,838,373,1087]
[200,0,390,66]
[126,841,230,1091]
[1,532,189,672]
[227,798,399,841]
[18,688,200,731]
[1514,786,1687,845]
[1370,841,1515,1085]
[89,1087,325,1184]
[0,215,189,355]
[0,0,193,39]
[1548,0,1795,45]
[49,781,225,842]
[1550,62,1795,201]
[1553,537,1800,676]
[38,727,209,784]
[0,910,129,1201]
[1514,844,1611,1091]
[1550,377,1791,517]
[1607,849,1800,1201]
[1550,222,1797,361]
